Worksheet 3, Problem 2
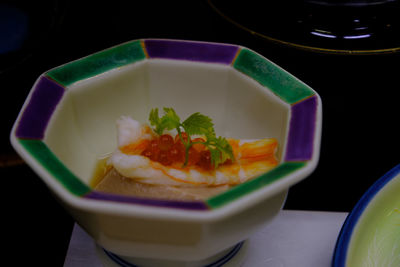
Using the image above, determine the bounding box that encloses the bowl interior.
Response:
[44,59,290,185]
[12,39,321,212]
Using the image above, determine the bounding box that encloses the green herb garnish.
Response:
[149,107,234,168]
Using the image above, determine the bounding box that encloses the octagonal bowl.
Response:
[10,39,321,265]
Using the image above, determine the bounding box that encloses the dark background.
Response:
[1,1,399,266]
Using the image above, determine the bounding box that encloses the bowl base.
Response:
[96,241,247,267]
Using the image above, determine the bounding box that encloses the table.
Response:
[64,210,348,267]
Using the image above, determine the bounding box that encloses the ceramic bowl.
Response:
[332,164,400,267]
[11,39,322,264]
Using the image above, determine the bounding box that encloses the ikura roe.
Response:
[141,133,217,170]
[168,143,185,163]
[159,134,174,151]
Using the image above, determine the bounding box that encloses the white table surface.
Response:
[63,210,348,267]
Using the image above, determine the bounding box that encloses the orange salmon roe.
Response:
[140,133,230,170]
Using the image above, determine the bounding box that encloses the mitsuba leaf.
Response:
[161,107,181,130]
[149,108,163,135]
[217,137,234,163]
[209,147,222,168]
[182,112,214,136]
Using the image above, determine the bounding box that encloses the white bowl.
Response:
[11,39,322,264]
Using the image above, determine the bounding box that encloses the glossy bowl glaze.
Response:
[333,164,400,267]
[11,39,322,262]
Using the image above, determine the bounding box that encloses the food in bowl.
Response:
[10,39,322,264]
[92,107,279,200]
